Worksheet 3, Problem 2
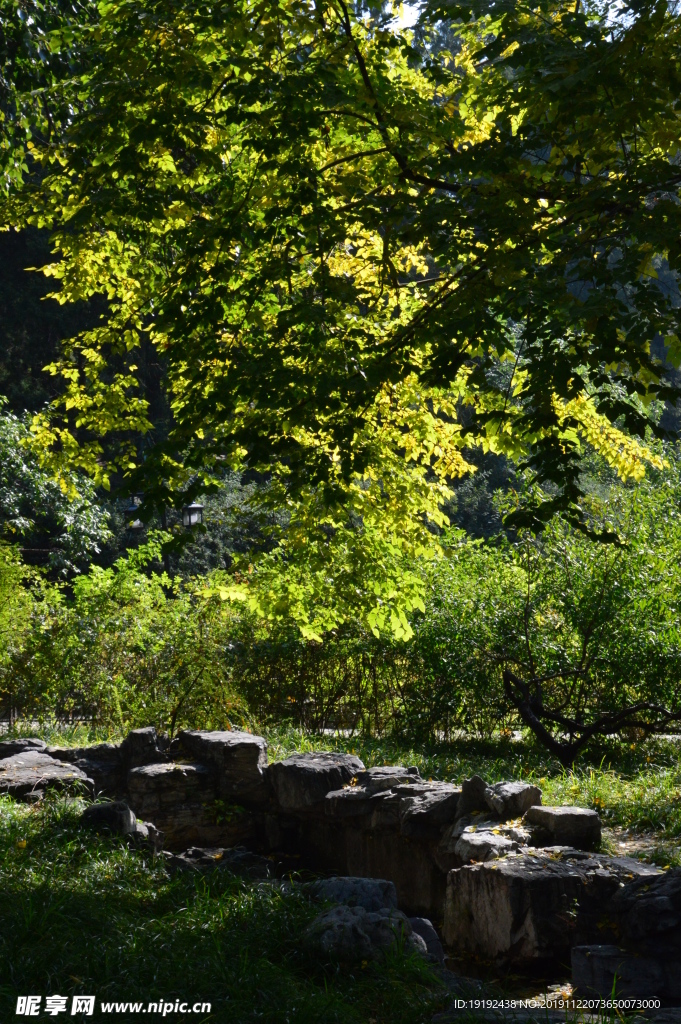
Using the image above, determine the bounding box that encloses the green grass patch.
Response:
[0,795,445,1023]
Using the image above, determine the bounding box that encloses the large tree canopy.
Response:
[2,0,680,634]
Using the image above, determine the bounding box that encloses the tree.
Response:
[0,404,111,575]
[2,0,679,632]
[407,464,681,763]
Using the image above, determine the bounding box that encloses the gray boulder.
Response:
[304,904,423,961]
[47,743,124,797]
[0,751,92,801]
[325,786,374,820]
[524,805,601,851]
[398,783,461,839]
[572,944,681,1001]
[409,917,446,964]
[610,867,681,958]
[484,781,541,820]
[179,729,269,806]
[455,775,491,818]
[80,800,137,835]
[127,761,256,849]
[0,737,46,758]
[307,876,398,911]
[270,752,364,811]
[353,766,420,793]
[129,820,164,854]
[120,727,167,769]
[443,849,661,963]
[80,800,163,853]
[454,829,519,864]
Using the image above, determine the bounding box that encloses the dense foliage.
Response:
[0,405,111,574]
[1,458,679,762]
[2,0,680,631]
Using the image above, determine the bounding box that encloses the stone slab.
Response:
[524,805,601,851]
[0,751,92,800]
[572,944,681,1002]
[306,876,397,911]
[0,737,46,758]
[443,849,661,963]
[179,729,269,806]
[269,751,364,811]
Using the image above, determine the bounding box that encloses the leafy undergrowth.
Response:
[0,795,446,1024]
[266,729,681,846]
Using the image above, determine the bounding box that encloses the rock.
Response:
[165,846,273,878]
[130,820,164,854]
[610,867,681,958]
[572,944,681,1001]
[307,876,398,911]
[0,751,92,801]
[127,761,255,849]
[443,849,661,963]
[179,729,270,806]
[524,805,601,851]
[454,829,519,864]
[484,781,541,820]
[47,743,124,797]
[436,817,530,873]
[455,775,491,818]
[0,737,46,758]
[409,917,446,964]
[80,800,137,835]
[270,752,365,811]
[304,904,418,961]
[352,766,420,792]
[398,783,461,839]
[325,786,374,820]
[120,727,167,769]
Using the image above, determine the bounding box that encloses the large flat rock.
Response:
[47,743,125,797]
[572,944,681,1002]
[179,729,269,806]
[610,866,681,958]
[0,751,92,800]
[270,752,364,811]
[0,737,46,758]
[524,805,601,851]
[443,849,661,963]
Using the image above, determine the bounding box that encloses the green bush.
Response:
[2,536,249,736]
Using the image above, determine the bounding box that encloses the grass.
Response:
[0,794,446,1023]
[3,722,680,1020]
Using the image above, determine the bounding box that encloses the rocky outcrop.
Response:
[9,726,633,974]
[443,848,660,963]
[269,752,364,811]
[164,845,274,878]
[572,869,681,1001]
[306,876,397,911]
[0,750,92,800]
[304,904,425,961]
[127,760,256,849]
[0,737,47,758]
[178,729,269,807]
[523,805,601,851]
[47,742,125,797]
[572,944,681,1002]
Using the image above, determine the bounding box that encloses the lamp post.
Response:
[182,502,204,528]
[124,496,144,531]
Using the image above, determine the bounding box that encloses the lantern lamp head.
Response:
[124,496,144,531]
[182,502,204,528]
